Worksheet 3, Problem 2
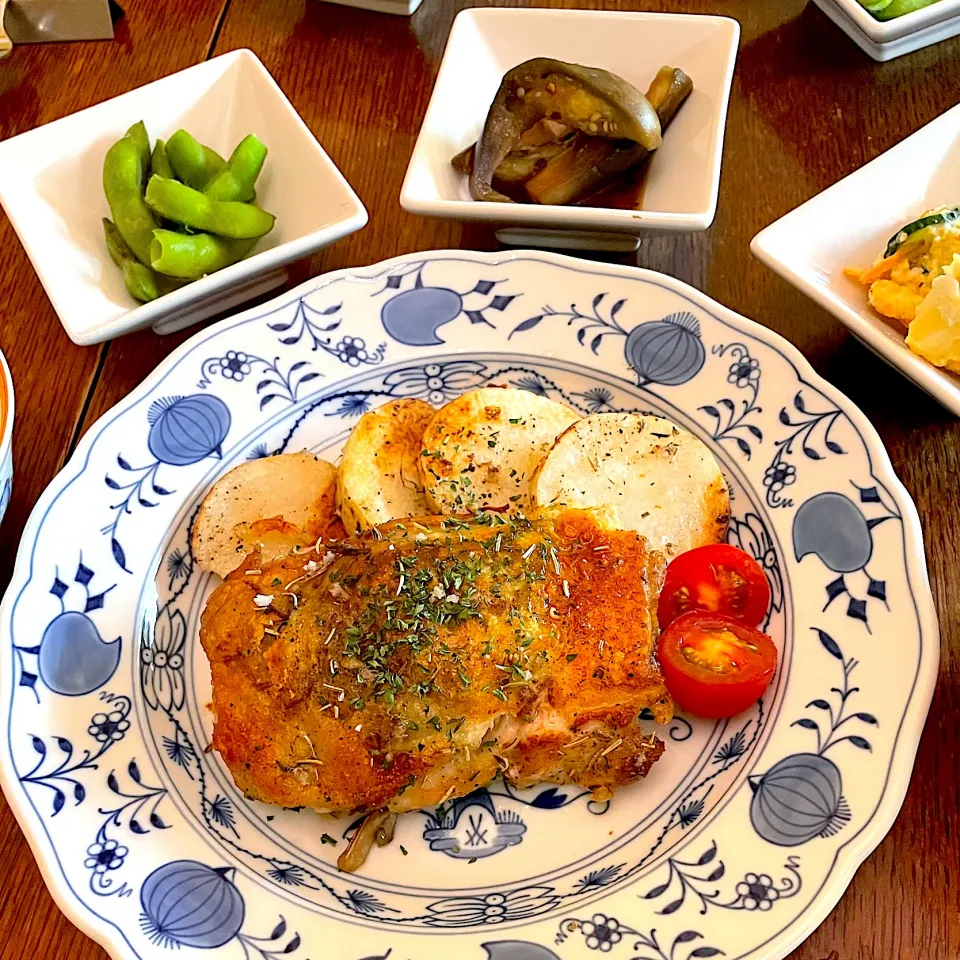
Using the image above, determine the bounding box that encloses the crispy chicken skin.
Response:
[200,509,672,819]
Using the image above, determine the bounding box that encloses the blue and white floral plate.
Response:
[0,251,938,960]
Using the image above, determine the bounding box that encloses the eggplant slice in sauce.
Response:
[469,58,661,202]
[526,65,692,206]
[459,62,692,207]
[454,119,577,202]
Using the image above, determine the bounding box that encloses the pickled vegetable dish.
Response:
[453,59,692,207]
[102,122,274,304]
[847,205,960,372]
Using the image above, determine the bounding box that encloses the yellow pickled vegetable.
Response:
[850,209,960,325]
[905,255,960,372]
[868,279,924,325]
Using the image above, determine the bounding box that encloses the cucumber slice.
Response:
[875,0,938,20]
[884,206,960,258]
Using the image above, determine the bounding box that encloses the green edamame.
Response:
[103,133,158,266]
[150,138,175,180]
[101,123,274,303]
[145,176,275,239]
[125,121,151,181]
[203,134,267,203]
[150,230,256,279]
[103,218,161,302]
[166,129,226,190]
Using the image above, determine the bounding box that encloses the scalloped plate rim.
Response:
[0,248,939,960]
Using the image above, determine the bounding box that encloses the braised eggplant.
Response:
[469,58,662,203]
[527,66,692,206]
[524,137,641,206]
[456,62,692,207]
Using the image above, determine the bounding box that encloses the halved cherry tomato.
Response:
[657,544,771,629]
[656,611,777,718]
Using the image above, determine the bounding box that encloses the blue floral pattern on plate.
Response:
[0,251,937,960]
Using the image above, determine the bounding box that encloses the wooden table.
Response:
[0,1,957,957]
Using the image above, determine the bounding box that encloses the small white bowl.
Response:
[0,348,13,527]
[813,0,960,61]
[0,49,367,346]
[751,101,960,417]
[400,8,739,252]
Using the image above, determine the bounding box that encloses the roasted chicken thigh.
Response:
[201,509,672,829]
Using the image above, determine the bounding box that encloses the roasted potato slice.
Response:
[531,413,729,558]
[337,398,435,534]
[192,452,337,576]
[419,387,579,515]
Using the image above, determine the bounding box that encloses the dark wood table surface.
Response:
[0,1,957,957]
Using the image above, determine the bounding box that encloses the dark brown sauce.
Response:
[578,154,653,211]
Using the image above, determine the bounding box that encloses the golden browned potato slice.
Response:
[419,387,579,515]
[191,452,337,577]
[531,413,729,558]
[337,398,436,535]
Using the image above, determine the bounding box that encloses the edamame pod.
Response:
[125,121,151,181]
[145,176,275,239]
[103,133,158,266]
[166,129,226,190]
[103,218,161,302]
[203,134,267,202]
[150,138,175,180]
[149,230,256,279]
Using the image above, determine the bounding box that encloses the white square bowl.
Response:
[813,0,960,61]
[400,8,739,251]
[0,49,368,346]
[751,101,960,417]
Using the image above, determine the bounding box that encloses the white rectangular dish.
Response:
[400,8,739,251]
[813,0,960,61]
[751,101,960,417]
[0,49,367,345]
